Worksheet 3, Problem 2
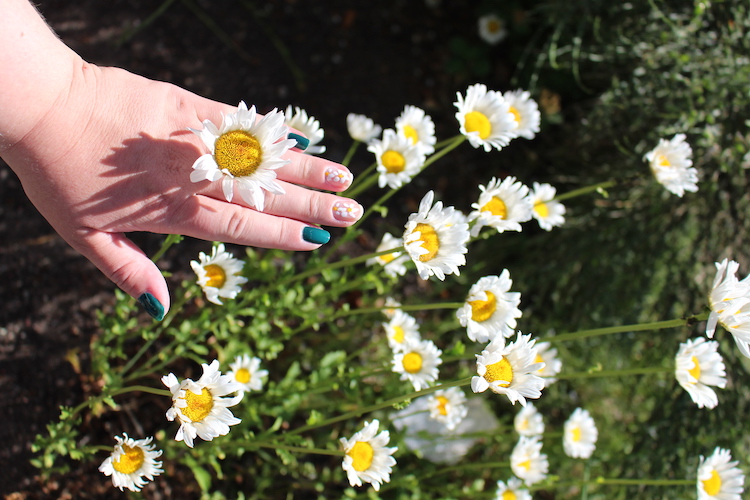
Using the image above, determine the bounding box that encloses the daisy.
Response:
[471,333,545,406]
[527,182,566,231]
[284,105,325,154]
[426,386,468,431]
[495,477,532,500]
[534,341,563,387]
[392,338,443,391]
[190,244,248,305]
[367,233,410,278]
[382,297,402,319]
[347,113,382,143]
[190,101,294,211]
[162,360,243,448]
[675,337,726,409]
[383,310,421,352]
[369,129,426,189]
[514,402,545,437]
[455,83,517,152]
[510,436,549,486]
[697,448,745,499]
[340,419,398,491]
[468,176,533,237]
[478,13,508,45]
[706,259,750,338]
[503,90,541,140]
[395,105,437,155]
[228,354,268,394]
[563,408,598,459]
[98,434,163,492]
[403,191,470,281]
[456,272,523,343]
[644,133,699,197]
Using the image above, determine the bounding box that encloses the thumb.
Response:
[75,230,171,320]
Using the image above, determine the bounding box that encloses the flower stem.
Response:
[151,233,183,262]
[553,180,618,202]
[594,478,694,486]
[344,163,378,198]
[341,140,360,166]
[70,385,171,417]
[254,442,345,457]
[556,366,672,380]
[543,312,709,343]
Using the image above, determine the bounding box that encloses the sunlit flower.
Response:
[392,338,443,391]
[383,310,421,352]
[563,408,598,459]
[468,176,533,237]
[426,387,468,431]
[534,341,562,387]
[644,133,699,197]
[675,338,726,409]
[527,182,565,231]
[471,333,545,406]
[396,105,437,155]
[367,233,410,277]
[706,259,750,337]
[697,447,745,499]
[455,84,517,152]
[478,13,508,45]
[403,191,470,281]
[514,402,545,437]
[162,360,243,448]
[228,354,268,394]
[190,101,293,211]
[457,272,522,343]
[340,419,398,491]
[510,436,549,486]
[190,244,248,305]
[369,129,426,189]
[99,434,163,492]
[494,477,532,500]
[284,105,325,154]
[347,113,382,143]
[504,90,541,140]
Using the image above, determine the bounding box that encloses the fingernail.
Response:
[302,226,331,245]
[288,133,310,151]
[324,166,353,187]
[138,292,165,321]
[332,201,363,221]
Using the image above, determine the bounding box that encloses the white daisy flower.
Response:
[468,176,533,237]
[392,338,443,391]
[162,360,243,448]
[369,129,426,189]
[504,90,541,140]
[366,233,410,278]
[697,447,745,499]
[706,259,750,338]
[395,105,437,155]
[190,101,294,211]
[527,182,566,231]
[426,387,468,431]
[382,297,402,319]
[716,308,750,358]
[675,337,726,409]
[228,354,268,394]
[534,341,563,387]
[495,477,532,500]
[510,436,549,486]
[455,83,517,152]
[457,272,523,343]
[403,191,470,281]
[340,419,398,491]
[383,310,421,352]
[563,408,598,459]
[190,244,248,305]
[471,333,545,406]
[98,434,163,492]
[644,133,699,197]
[514,402,545,437]
[347,113,382,143]
[478,13,508,45]
[284,105,325,154]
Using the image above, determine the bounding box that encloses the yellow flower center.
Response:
[214,130,263,177]
[702,469,722,496]
[436,396,449,416]
[380,252,397,264]
[235,368,251,384]
[518,418,529,430]
[348,441,374,472]
[414,223,439,262]
[181,387,214,422]
[688,356,701,381]
[112,445,145,475]
[509,106,521,125]
[502,491,517,500]
[464,111,492,139]
[535,354,545,373]
[481,196,508,219]
[402,125,419,144]
[203,264,227,288]
[487,20,502,34]
[484,358,513,387]
[656,154,671,168]
[571,426,582,442]
[402,352,424,374]
[392,326,405,344]
[381,150,406,174]
[516,459,531,471]
[533,201,549,219]
[469,291,497,322]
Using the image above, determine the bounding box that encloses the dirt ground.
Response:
[1,1,507,497]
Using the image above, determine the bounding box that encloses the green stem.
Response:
[344,171,378,198]
[71,385,171,417]
[151,233,183,262]
[556,366,671,380]
[552,180,618,203]
[543,312,709,343]
[254,442,345,457]
[116,0,177,45]
[330,302,466,321]
[341,141,361,167]
[595,478,694,486]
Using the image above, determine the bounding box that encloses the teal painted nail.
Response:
[288,133,310,151]
[138,292,165,321]
[302,226,330,245]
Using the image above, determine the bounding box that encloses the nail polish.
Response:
[288,133,310,151]
[138,292,165,321]
[324,166,354,186]
[302,226,331,245]
[332,201,363,221]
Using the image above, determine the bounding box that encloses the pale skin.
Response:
[0,0,362,318]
